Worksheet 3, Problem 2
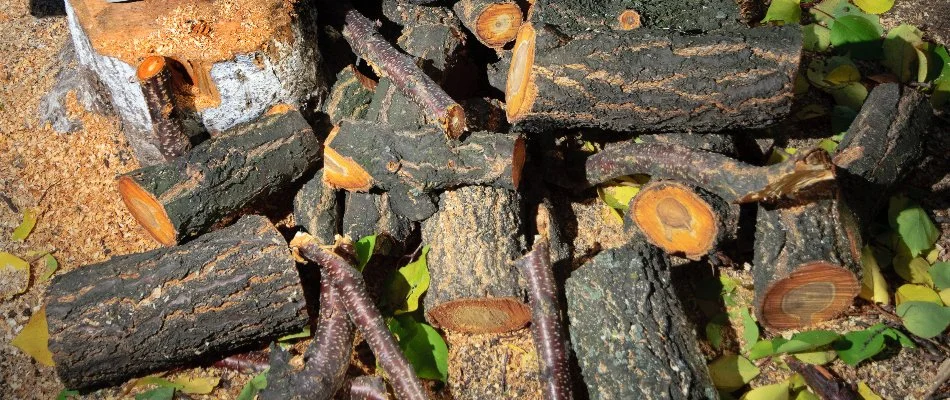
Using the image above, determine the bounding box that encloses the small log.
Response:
[754,195,863,330]
[786,357,860,400]
[585,142,835,204]
[366,78,427,130]
[421,186,530,333]
[323,119,525,220]
[64,0,325,166]
[45,215,307,390]
[294,170,342,246]
[118,110,321,245]
[565,242,717,398]
[342,192,413,244]
[136,56,191,160]
[350,376,390,400]
[627,180,738,260]
[453,0,523,48]
[529,0,743,33]
[323,65,377,125]
[505,23,802,133]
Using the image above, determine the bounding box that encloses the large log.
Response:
[45,215,307,390]
[754,195,863,330]
[118,110,321,245]
[505,23,802,133]
[528,0,744,33]
[64,0,325,166]
[294,170,342,246]
[565,242,717,399]
[421,186,530,333]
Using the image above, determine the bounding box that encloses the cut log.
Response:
[453,0,523,48]
[528,0,743,33]
[64,0,325,166]
[754,196,863,330]
[294,170,342,246]
[45,215,307,390]
[136,56,192,160]
[342,191,413,244]
[323,65,377,125]
[421,186,530,333]
[118,110,321,246]
[585,141,835,204]
[505,23,802,133]
[565,242,717,399]
[323,119,525,220]
[627,180,738,260]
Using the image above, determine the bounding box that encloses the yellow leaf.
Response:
[172,375,221,394]
[11,208,37,242]
[895,284,943,305]
[0,252,31,299]
[793,350,837,365]
[740,382,790,400]
[853,0,894,14]
[11,306,54,366]
[939,289,950,306]
[925,246,941,264]
[857,381,883,400]
[894,255,934,287]
[825,64,861,86]
[859,246,890,304]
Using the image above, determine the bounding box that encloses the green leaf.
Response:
[810,0,861,24]
[896,301,950,338]
[39,254,58,282]
[748,340,774,360]
[793,350,837,365]
[708,355,760,392]
[831,105,858,135]
[880,327,916,348]
[277,326,311,342]
[894,201,938,257]
[895,284,943,305]
[833,325,887,366]
[237,369,269,400]
[883,24,926,82]
[135,387,175,400]
[355,235,377,272]
[706,313,728,350]
[388,316,449,382]
[803,24,832,52]
[931,262,950,291]
[740,309,759,353]
[932,45,950,110]
[387,247,431,314]
[859,246,890,304]
[774,330,841,354]
[852,0,894,14]
[11,208,37,242]
[894,256,934,287]
[741,382,790,400]
[762,0,801,24]
[830,14,884,59]
[828,82,869,111]
[56,389,80,400]
[817,139,839,153]
[857,381,883,400]
[825,63,861,86]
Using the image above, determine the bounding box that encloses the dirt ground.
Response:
[1,0,948,399]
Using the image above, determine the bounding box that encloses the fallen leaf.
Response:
[39,253,58,282]
[11,306,54,366]
[860,246,890,304]
[857,381,883,399]
[0,252,30,299]
[895,284,942,305]
[741,382,789,400]
[896,301,950,339]
[708,355,760,392]
[237,369,269,400]
[11,208,37,242]
[853,0,894,14]
[762,0,802,24]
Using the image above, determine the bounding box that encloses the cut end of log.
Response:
[427,297,531,333]
[443,104,468,140]
[759,262,859,330]
[117,175,177,246]
[631,181,718,260]
[476,3,523,47]
[617,10,642,30]
[741,149,836,203]
[511,136,526,189]
[136,56,167,81]
[323,145,374,192]
[505,23,537,123]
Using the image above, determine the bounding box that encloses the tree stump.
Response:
[64,0,325,166]
[45,215,307,390]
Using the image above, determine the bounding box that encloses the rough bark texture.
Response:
[137,56,192,160]
[342,192,413,244]
[65,0,326,166]
[261,275,356,400]
[637,133,738,157]
[585,141,835,204]
[453,0,523,48]
[506,24,802,134]
[833,83,932,227]
[565,242,718,399]
[754,196,863,330]
[118,110,321,245]
[323,65,376,125]
[529,0,744,33]
[349,375,390,400]
[366,78,427,130]
[294,169,342,246]
[382,0,467,75]
[421,186,530,333]
[45,215,307,390]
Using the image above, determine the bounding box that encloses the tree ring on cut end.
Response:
[117,175,177,246]
[476,3,523,47]
[759,262,859,329]
[137,55,167,81]
[617,10,642,30]
[630,181,718,259]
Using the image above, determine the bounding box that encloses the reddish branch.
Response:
[515,240,573,400]
[210,351,269,373]
[350,375,390,400]
[786,357,859,400]
[291,233,428,400]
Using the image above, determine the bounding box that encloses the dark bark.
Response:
[754,196,863,330]
[486,51,510,93]
[45,215,307,390]
[210,351,270,374]
[350,375,390,400]
[564,242,717,399]
[585,141,835,204]
[294,169,342,246]
[637,133,739,158]
[137,56,191,160]
[529,0,744,33]
[421,186,530,333]
[118,110,321,245]
[506,24,802,134]
[342,191,413,244]
[382,0,467,76]
[460,97,509,132]
[323,65,376,125]
[366,78,427,130]
[786,358,860,400]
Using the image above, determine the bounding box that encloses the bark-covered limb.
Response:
[261,273,356,400]
[350,375,390,400]
[754,196,862,330]
[291,234,427,400]
[337,3,465,139]
[565,242,717,399]
[45,215,307,390]
[136,56,191,160]
[342,191,413,244]
[366,78,427,130]
[528,0,743,33]
[585,142,835,204]
[515,240,573,400]
[323,65,376,125]
[637,133,739,158]
[453,0,523,48]
[421,186,530,333]
[506,23,802,133]
[118,110,321,245]
[294,170,342,246]
[210,351,270,373]
[785,357,860,400]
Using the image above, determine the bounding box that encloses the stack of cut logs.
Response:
[46,0,934,398]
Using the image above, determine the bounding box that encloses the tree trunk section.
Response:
[529,0,744,33]
[505,23,802,134]
[565,242,718,399]
[754,196,863,330]
[117,110,321,246]
[45,215,307,390]
[294,169,342,246]
[64,0,325,166]
[421,186,530,333]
